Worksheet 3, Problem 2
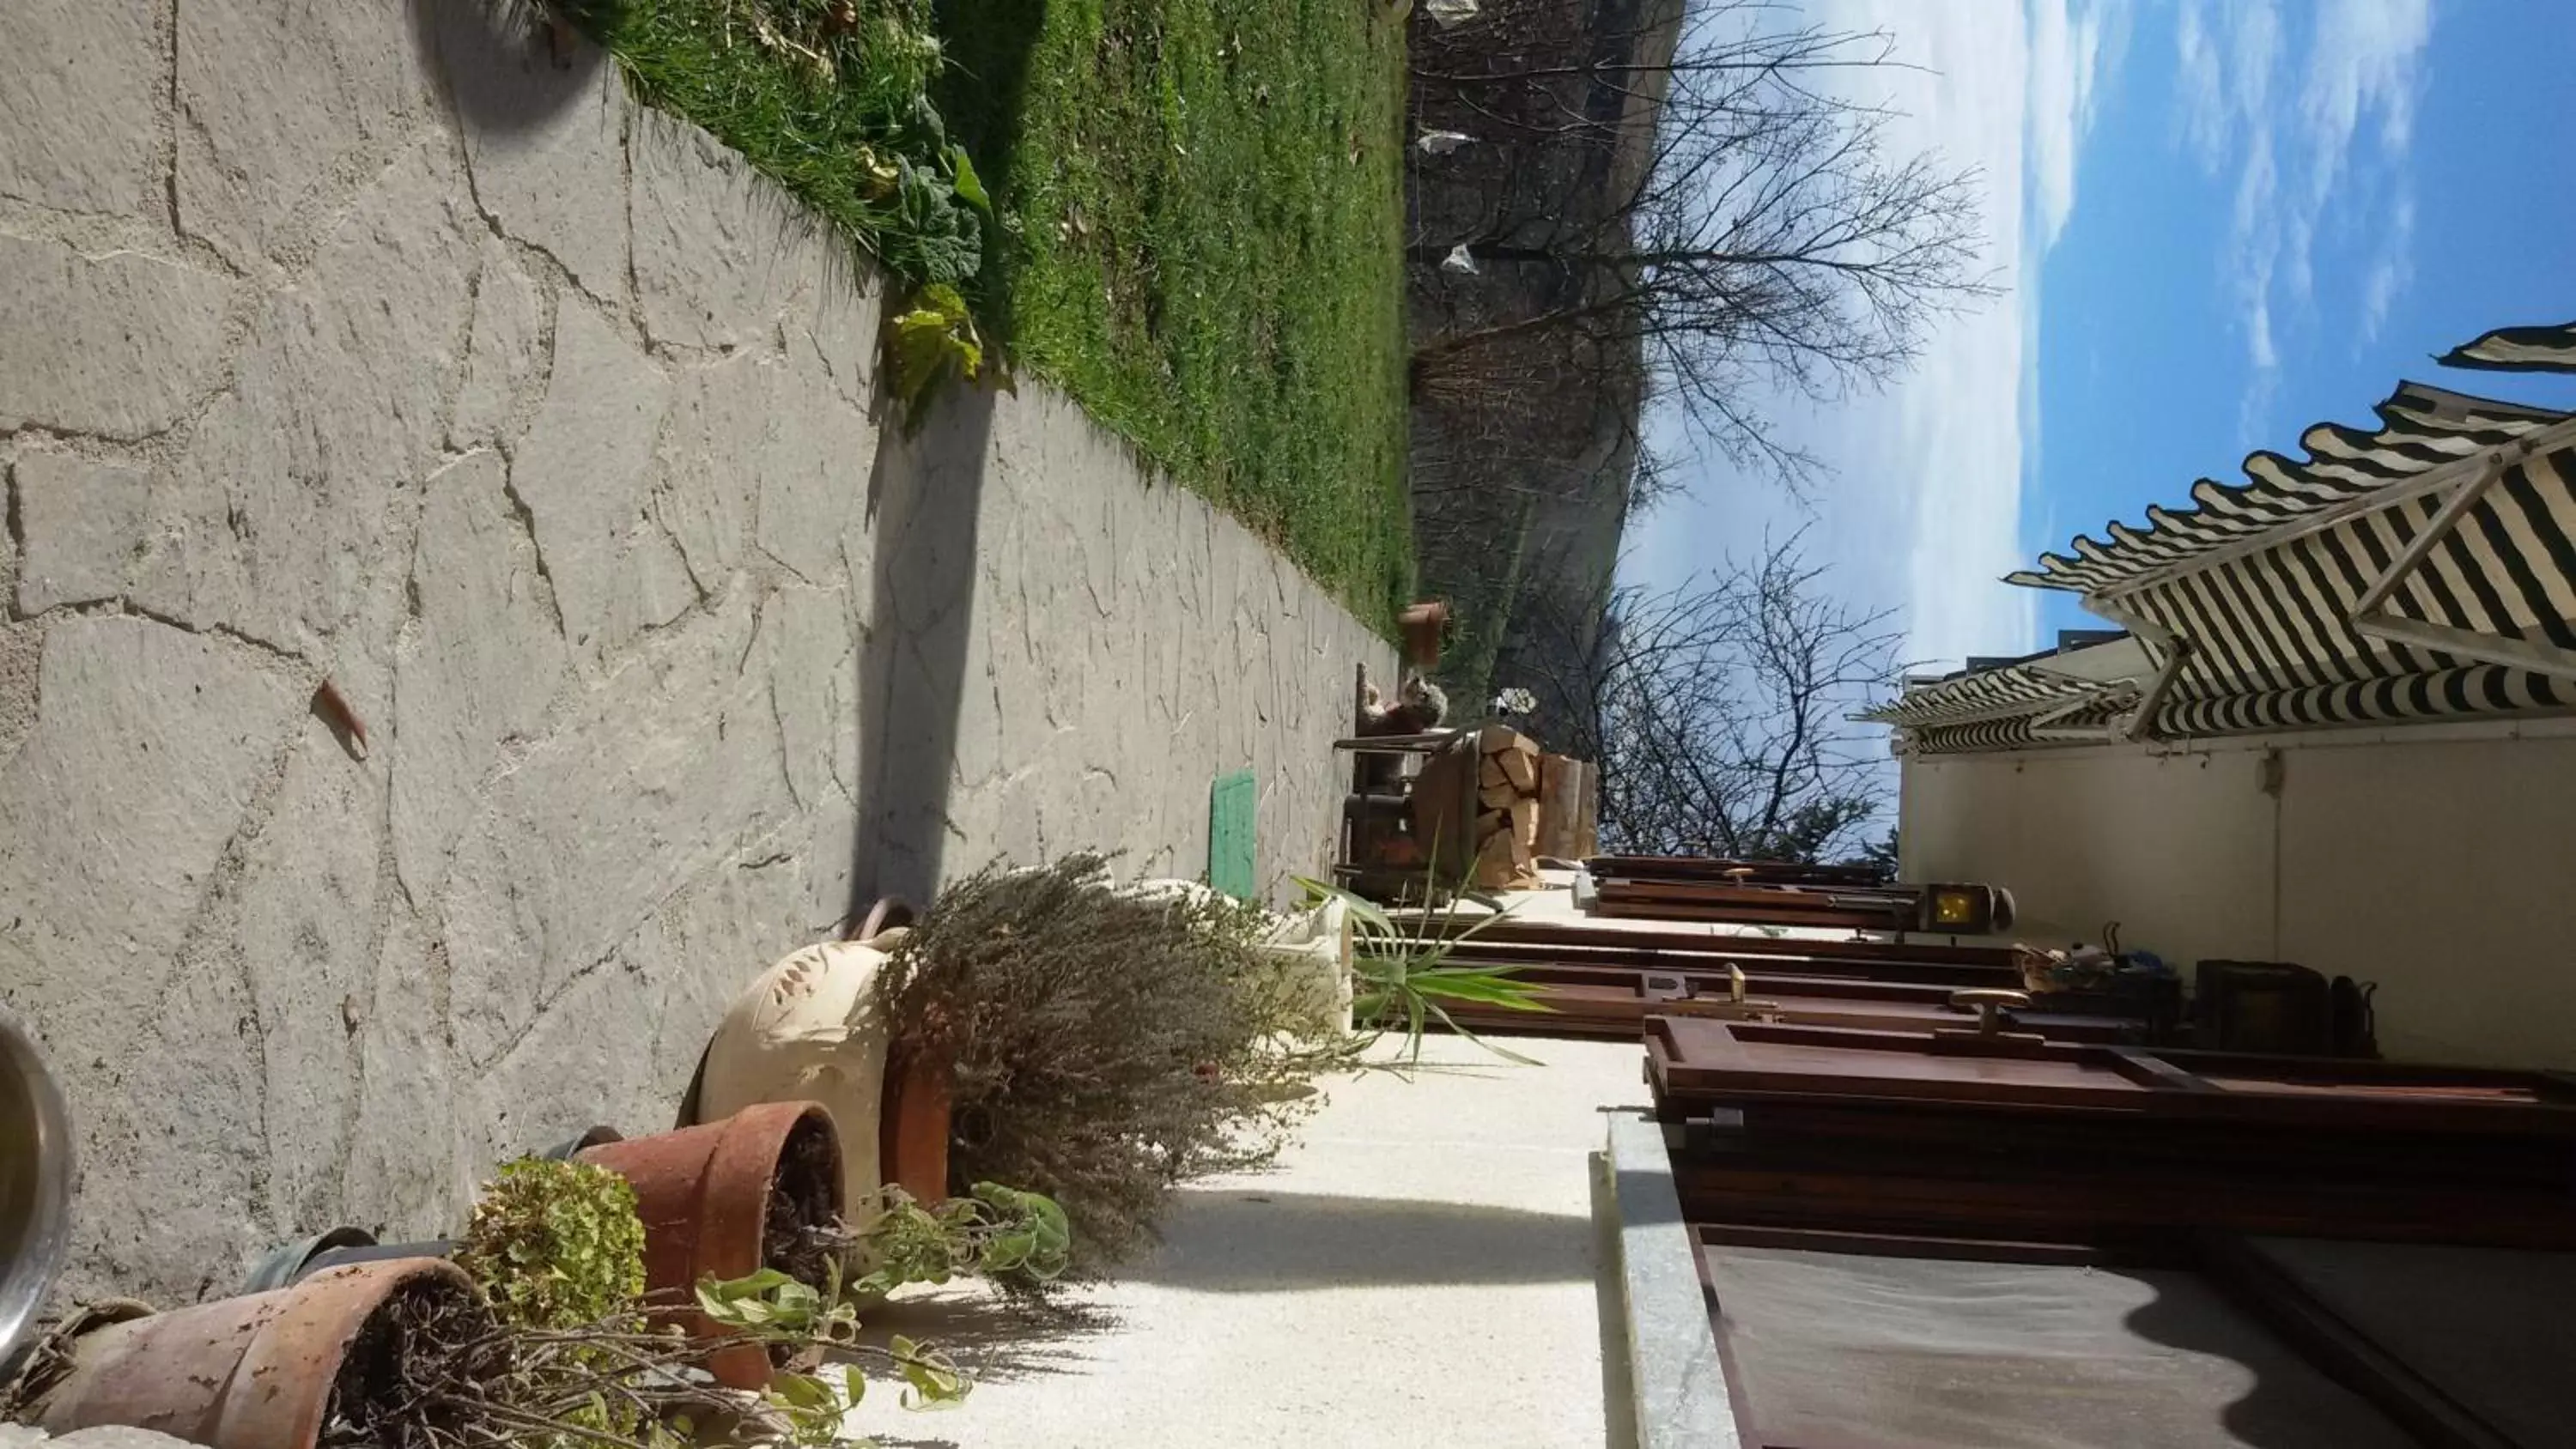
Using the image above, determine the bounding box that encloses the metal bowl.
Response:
[0,1004,75,1368]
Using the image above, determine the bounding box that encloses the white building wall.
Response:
[1900,721,2576,1068]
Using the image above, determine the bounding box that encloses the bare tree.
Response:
[1516,532,1903,863]
[1407,1,1995,483]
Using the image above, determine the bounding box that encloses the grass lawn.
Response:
[580,0,1415,624]
[933,0,1415,624]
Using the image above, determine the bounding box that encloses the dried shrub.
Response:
[874,854,1340,1273]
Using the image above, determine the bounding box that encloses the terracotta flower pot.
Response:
[878,1042,953,1203]
[576,1100,844,1389]
[1399,600,1450,670]
[856,895,950,1203]
[33,1258,477,1448]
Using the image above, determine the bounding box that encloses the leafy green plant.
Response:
[884,282,991,429]
[454,1157,647,1331]
[1296,876,1555,1069]
[841,1182,1072,1296]
[334,1166,1001,1446]
[367,1264,967,1447]
[873,854,1345,1274]
[569,0,1000,419]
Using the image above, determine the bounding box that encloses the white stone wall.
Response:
[1901,723,2576,1069]
[0,0,1390,1305]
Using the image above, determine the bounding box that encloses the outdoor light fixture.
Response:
[1918,883,2015,936]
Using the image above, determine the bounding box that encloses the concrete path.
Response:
[0,1,1390,1307]
[872,1034,1646,1449]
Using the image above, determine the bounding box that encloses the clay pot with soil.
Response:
[1399,600,1450,669]
[687,899,954,1210]
[574,1100,845,1389]
[25,1258,483,1448]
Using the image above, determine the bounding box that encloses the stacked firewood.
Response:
[1469,726,1595,890]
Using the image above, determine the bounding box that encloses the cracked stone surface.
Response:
[0,0,161,218]
[131,137,479,653]
[0,9,1392,1309]
[173,0,440,273]
[506,298,675,658]
[0,237,234,440]
[11,449,150,615]
[630,109,826,352]
[0,1428,209,1446]
[448,238,546,451]
[391,450,570,905]
[445,26,634,313]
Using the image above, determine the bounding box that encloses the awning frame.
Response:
[2078,418,2576,716]
[2087,416,2576,604]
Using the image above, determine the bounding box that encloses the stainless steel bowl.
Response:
[0,1003,75,1368]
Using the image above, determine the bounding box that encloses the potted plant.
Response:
[12,1159,1064,1447]
[687,900,952,1214]
[574,1100,844,1388]
[225,1106,844,1391]
[15,1257,486,1447]
[1399,600,1452,669]
[869,853,1355,1275]
[1297,876,1556,1066]
[238,1128,627,1293]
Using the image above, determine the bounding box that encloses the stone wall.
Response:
[0,0,1389,1305]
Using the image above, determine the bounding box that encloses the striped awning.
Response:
[1905,690,2136,755]
[1879,322,2576,752]
[2439,320,2576,373]
[1867,635,2151,736]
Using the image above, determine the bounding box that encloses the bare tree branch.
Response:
[1510,531,1902,863]
[1406,0,1996,488]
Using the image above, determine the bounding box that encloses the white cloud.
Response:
[2172,0,2429,420]
[2359,191,2415,343]
[2174,2,2226,167]
[2232,129,2281,370]
[2302,0,2433,197]
[2028,0,2125,247]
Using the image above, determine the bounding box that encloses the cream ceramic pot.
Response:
[693,935,903,1210]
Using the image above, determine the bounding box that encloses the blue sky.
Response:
[1629,0,2576,670]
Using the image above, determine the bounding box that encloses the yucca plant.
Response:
[1293,877,1555,1068]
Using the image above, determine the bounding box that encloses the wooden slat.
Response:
[1695,1222,2128,1268]
[1427,973,2142,1045]
[1431,915,2025,967]
[1673,1160,2576,1251]
[1594,855,1891,887]
[1593,899,1905,931]
[1534,755,1582,859]
[2106,1048,2224,1093]
[1572,763,1598,857]
[1652,1020,2576,1137]
[1425,937,2029,989]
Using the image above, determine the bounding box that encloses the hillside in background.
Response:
[1403,0,1684,726]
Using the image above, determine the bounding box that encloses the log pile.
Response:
[1468,727,1595,890]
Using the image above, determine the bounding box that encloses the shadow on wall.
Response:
[1123,1188,1596,1291]
[851,389,998,916]
[415,0,608,130]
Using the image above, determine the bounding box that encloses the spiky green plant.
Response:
[1296,876,1555,1069]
